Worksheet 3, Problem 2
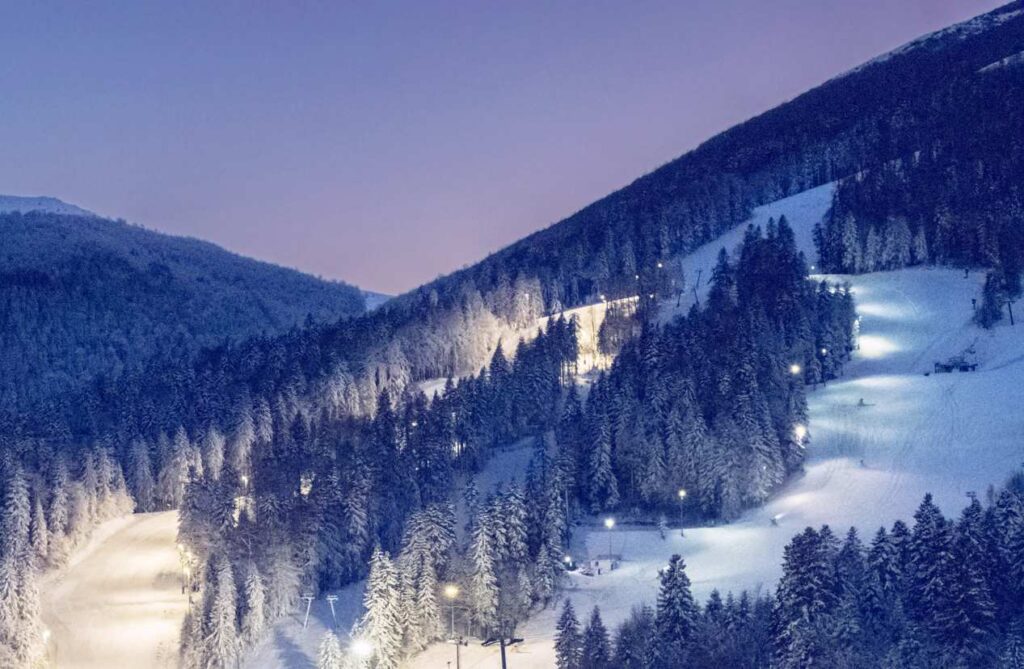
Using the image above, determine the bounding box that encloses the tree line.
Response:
[554,469,1024,669]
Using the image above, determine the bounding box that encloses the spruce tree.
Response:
[554,599,582,669]
[361,546,402,669]
[241,562,267,643]
[581,606,610,669]
[203,555,239,669]
[317,630,344,669]
[469,511,499,635]
[655,554,699,665]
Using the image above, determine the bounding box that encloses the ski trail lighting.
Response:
[351,637,374,658]
[789,363,802,375]
[794,424,808,441]
[443,584,461,639]
[604,517,616,561]
[677,488,688,535]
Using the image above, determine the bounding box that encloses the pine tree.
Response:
[203,555,239,669]
[128,440,156,512]
[581,606,611,669]
[29,494,48,566]
[907,494,952,626]
[555,599,582,669]
[0,464,43,664]
[588,406,618,512]
[317,631,344,669]
[361,546,402,669]
[241,562,266,643]
[469,510,499,634]
[655,554,699,665]
[912,226,929,265]
[533,540,560,608]
[203,426,226,482]
[1000,619,1024,669]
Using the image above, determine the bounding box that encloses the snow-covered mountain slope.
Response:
[407,190,1024,667]
[657,181,835,322]
[412,270,1023,669]
[242,174,1024,667]
[833,4,1024,82]
[41,512,186,669]
[0,194,95,216]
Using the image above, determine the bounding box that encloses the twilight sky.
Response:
[0,1,1006,294]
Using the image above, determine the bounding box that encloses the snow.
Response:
[412,265,1024,668]
[413,183,1024,667]
[978,48,1024,73]
[245,581,366,669]
[238,183,1024,668]
[657,182,835,323]
[829,6,1023,83]
[41,511,187,669]
[0,194,95,217]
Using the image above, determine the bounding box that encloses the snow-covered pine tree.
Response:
[907,494,952,626]
[587,405,618,512]
[241,561,267,643]
[203,426,226,482]
[128,439,156,512]
[469,510,499,635]
[317,630,344,669]
[361,546,402,669]
[581,606,610,669]
[533,540,559,608]
[554,599,582,669]
[203,554,240,669]
[912,225,929,265]
[29,492,47,566]
[655,554,700,665]
[0,463,43,665]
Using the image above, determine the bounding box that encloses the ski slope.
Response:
[412,193,1024,667]
[41,511,186,669]
[249,184,1024,667]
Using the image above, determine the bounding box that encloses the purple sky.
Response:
[0,1,1006,294]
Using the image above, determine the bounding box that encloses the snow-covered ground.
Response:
[413,268,1024,669]
[657,182,835,322]
[250,183,1024,667]
[41,511,187,669]
[411,186,1024,667]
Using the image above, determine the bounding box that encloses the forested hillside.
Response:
[2,4,1024,667]
[27,2,1023,455]
[0,210,366,413]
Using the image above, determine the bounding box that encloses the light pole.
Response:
[443,585,460,638]
[604,517,615,560]
[677,488,687,535]
[443,584,462,669]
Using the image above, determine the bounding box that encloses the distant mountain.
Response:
[0,207,366,412]
[0,194,95,217]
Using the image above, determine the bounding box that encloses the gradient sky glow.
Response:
[0,1,1006,294]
